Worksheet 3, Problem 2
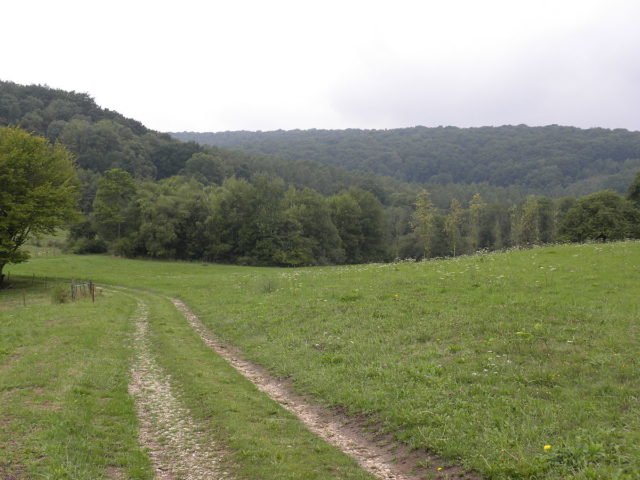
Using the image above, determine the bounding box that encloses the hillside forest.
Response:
[174,126,640,197]
[2,80,640,266]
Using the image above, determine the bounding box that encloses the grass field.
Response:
[4,240,640,479]
[132,288,377,480]
[1,278,377,479]
[0,279,153,479]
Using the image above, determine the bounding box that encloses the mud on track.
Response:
[129,299,230,480]
[171,298,478,480]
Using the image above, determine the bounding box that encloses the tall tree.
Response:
[212,177,258,261]
[628,170,640,208]
[348,187,386,261]
[512,196,555,245]
[468,193,486,251]
[0,127,78,286]
[444,198,467,256]
[183,152,226,184]
[410,189,437,258]
[385,205,413,260]
[329,191,364,263]
[92,168,137,245]
[284,187,344,265]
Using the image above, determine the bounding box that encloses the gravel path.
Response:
[170,298,476,480]
[129,299,230,480]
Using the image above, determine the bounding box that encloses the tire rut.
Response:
[170,298,479,480]
[129,299,231,480]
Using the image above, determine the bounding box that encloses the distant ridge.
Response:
[172,125,640,197]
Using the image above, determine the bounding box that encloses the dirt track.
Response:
[129,299,230,480]
[171,297,477,480]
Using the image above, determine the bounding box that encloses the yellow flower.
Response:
[544,444,552,451]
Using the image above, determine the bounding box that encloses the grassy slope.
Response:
[0,280,152,479]
[7,241,640,479]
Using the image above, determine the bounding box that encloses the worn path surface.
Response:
[171,298,477,480]
[129,299,230,480]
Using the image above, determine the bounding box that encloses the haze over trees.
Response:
[2,80,640,267]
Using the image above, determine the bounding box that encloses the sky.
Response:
[3,0,640,132]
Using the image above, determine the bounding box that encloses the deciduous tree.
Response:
[628,170,640,208]
[0,126,78,286]
[92,168,137,246]
[558,191,640,242]
[410,189,436,258]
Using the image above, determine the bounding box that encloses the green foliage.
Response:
[92,168,137,246]
[183,151,227,184]
[2,80,416,205]
[72,171,640,266]
[410,189,436,257]
[284,187,344,265]
[150,137,202,178]
[444,198,469,256]
[628,170,640,207]
[512,196,556,245]
[558,191,640,242]
[410,189,456,258]
[174,126,640,196]
[0,126,78,284]
[50,283,70,303]
[468,193,486,251]
[329,188,385,263]
[135,177,207,259]
[5,81,640,268]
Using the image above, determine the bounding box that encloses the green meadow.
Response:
[3,241,639,479]
[0,279,152,479]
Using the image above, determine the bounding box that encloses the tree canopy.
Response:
[174,126,640,197]
[558,191,640,242]
[0,126,79,285]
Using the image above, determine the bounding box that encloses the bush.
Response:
[67,237,107,254]
[257,277,278,294]
[51,284,70,304]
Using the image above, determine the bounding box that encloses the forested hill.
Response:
[0,80,417,200]
[172,126,640,197]
[2,80,640,266]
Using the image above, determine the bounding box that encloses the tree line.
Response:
[409,185,640,260]
[69,170,385,265]
[69,167,640,266]
[3,81,639,269]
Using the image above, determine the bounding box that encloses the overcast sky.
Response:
[3,0,640,132]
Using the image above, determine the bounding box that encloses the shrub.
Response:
[51,284,70,304]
